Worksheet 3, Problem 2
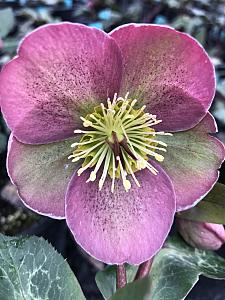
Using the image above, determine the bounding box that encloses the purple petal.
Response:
[110,24,215,132]
[159,113,225,211]
[177,219,225,250]
[65,166,175,264]
[0,23,122,144]
[7,135,76,218]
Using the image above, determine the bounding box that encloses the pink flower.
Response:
[177,219,225,250]
[0,23,224,264]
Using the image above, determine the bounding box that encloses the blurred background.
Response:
[0,0,225,299]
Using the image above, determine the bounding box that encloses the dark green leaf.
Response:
[149,235,225,300]
[177,183,225,224]
[95,264,138,299]
[110,235,225,300]
[110,277,150,300]
[0,234,86,300]
[0,133,7,154]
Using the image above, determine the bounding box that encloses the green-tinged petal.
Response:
[177,183,225,224]
[7,135,77,218]
[159,113,225,211]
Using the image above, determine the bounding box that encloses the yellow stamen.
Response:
[116,156,131,192]
[69,93,172,192]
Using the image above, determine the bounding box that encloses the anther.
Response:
[70,92,171,192]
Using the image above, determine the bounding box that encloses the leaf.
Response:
[194,26,206,45]
[1,38,18,54]
[0,8,15,38]
[213,95,225,125]
[0,133,7,154]
[110,235,225,300]
[0,234,86,300]
[95,264,138,300]
[110,277,150,300]
[217,79,225,98]
[177,183,225,224]
[150,235,225,300]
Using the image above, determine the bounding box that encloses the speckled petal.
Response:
[0,23,122,144]
[110,24,215,132]
[65,166,175,264]
[159,113,225,211]
[7,135,77,218]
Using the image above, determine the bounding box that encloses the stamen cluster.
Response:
[69,93,171,192]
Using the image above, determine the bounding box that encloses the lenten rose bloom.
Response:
[0,23,224,264]
[177,219,225,250]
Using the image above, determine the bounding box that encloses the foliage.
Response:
[97,235,225,300]
[0,234,85,300]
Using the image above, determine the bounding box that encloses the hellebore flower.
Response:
[0,23,224,264]
[177,219,225,250]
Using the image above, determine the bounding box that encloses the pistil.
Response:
[69,93,172,192]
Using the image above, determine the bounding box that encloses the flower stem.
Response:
[116,264,127,289]
[134,259,153,280]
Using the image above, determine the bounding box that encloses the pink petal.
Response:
[159,113,225,211]
[7,134,76,218]
[65,166,175,264]
[110,24,215,132]
[177,219,225,250]
[0,23,122,144]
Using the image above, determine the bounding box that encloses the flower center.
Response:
[68,93,172,192]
